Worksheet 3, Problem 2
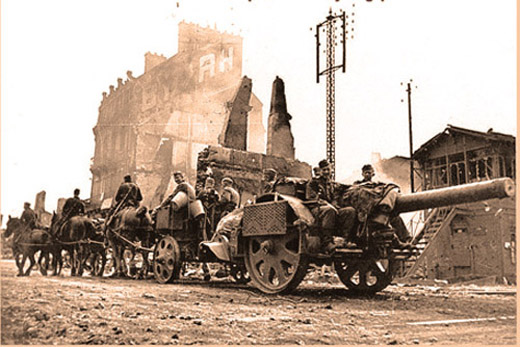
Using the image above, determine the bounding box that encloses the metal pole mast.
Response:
[402,79,416,192]
[407,82,414,193]
[316,8,348,180]
[326,14,336,179]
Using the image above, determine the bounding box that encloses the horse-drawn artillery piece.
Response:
[151,176,514,294]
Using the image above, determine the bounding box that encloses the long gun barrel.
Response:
[394,178,515,214]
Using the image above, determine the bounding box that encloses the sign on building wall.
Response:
[199,47,234,83]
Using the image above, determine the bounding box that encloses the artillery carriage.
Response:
[151,177,514,294]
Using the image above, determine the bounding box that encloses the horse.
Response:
[3,216,59,276]
[50,213,99,276]
[105,206,155,279]
[83,219,107,277]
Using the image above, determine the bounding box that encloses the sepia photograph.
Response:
[1,0,517,344]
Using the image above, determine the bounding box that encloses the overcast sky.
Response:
[1,0,516,221]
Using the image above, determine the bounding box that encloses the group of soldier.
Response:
[18,159,411,256]
[261,160,412,254]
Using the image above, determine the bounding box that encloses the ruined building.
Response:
[266,76,295,160]
[404,125,516,283]
[90,22,265,208]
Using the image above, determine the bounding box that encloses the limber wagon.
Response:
[151,177,515,294]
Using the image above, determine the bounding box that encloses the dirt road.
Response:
[1,259,516,345]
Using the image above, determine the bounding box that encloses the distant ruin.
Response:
[90,22,266,208]
[267,76,295,160]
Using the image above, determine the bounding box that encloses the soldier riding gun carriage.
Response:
[149,159,515,294]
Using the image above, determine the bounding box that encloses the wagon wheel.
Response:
[153,236,182,284]
[92,251,107,277]
[244,229,308,294]
[230,263,250,284]
[334,258,395,294]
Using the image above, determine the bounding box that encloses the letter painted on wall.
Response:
[219,47,233,73]
[199,47,234,83]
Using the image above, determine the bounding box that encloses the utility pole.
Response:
[402,79,417,192]
[316,8,350,180]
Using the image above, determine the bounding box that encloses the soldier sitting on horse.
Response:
[20,202,38,230]
[115,175,143,209]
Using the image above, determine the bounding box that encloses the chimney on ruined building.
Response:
[266,76,295,160]
[144,52,167,73]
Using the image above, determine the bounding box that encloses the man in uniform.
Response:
[197,177,220,230]
[20,202,37,229]
[312,166,321,179]
[158,171,196,210]
[62,188,85,221]
[219,177,240,217]
[354,164,375,185]
[348,164,412,245]
[114,174,143,210]
[308,160,338,253]
[262,168,278,194]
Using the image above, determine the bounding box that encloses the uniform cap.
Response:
[318,159,330,169]
[362,164,374,172]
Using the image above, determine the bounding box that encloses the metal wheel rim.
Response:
[334,258,394,294]
[244,230,308,294]
[153,236,181,284]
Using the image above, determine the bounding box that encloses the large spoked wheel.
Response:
[153,236,182,284]
[334,257,395,295]
[244,230,308,294]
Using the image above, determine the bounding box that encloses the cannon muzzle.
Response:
[394,177,515,214]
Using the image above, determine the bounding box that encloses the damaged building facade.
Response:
[90,22,308,210]
[405,125,516,283]
[90,22,266,208]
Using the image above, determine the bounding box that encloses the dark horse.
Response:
[50,213,98,276]
[4,217,60,276]
[106,206,155,278]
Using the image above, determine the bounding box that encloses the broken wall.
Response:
[91,22,265,208]
[197,145,311,205]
